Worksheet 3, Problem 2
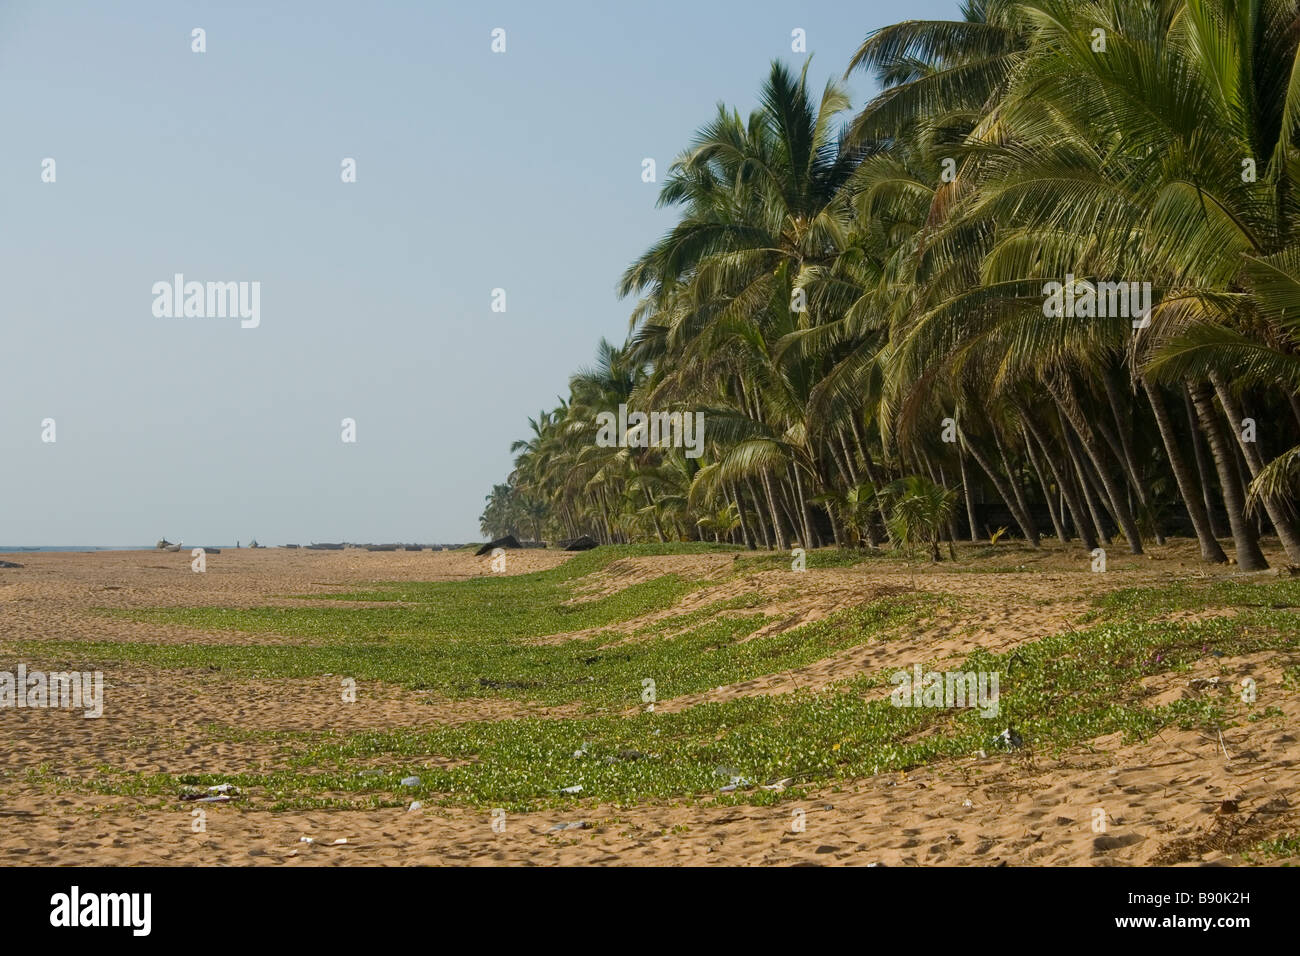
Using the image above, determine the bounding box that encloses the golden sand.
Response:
[1,543,1296,866]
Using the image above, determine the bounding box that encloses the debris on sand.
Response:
[992,728,1023,750]
[715,767,753,792]
[0,561,22,569]
[180,783,238,802]
[548,821,590,832]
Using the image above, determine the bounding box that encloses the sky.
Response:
[0,0,959,545]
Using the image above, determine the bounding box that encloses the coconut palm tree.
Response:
[883,475,958,562]
[484,2,1300,567]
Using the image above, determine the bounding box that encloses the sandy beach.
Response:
[1,543,1296,866]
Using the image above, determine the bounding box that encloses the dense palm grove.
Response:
[483,0,1300,569]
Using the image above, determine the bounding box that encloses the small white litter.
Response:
[993,728,1023,750]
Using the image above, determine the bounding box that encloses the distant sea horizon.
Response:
[1,545,223,552]
[1,543,470,553]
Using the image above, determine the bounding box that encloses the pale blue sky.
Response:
[0,0,958,545]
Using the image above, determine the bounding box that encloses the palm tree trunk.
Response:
[1141,377,1226,563]
[1101,365,1161,543]
[937,463,961,548]
[993,428,1038,544]
[791,463,815,548]
[760,470,787,551]
[921,453,961,549]
[1023,412,1097,550]
[1210,372,1300,563]
[1183,384,1227,538]
[852,420,893,544]
[838,429,859,485]
[827,437,852,487]
[1050,381,1143,553]
[731,482,755,550]
[1187,381,1268,570]
[776,475,801,544]
[957,438,981,541]
[747,478,772,548]
[1057,407,1110,546]
[962,433,1039,545]
[642,487,665,543]
[1021,425,1067,543]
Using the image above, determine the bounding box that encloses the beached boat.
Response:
[475,534,521,556]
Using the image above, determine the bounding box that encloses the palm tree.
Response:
[483,2,1300,570]
[883,475,958,562]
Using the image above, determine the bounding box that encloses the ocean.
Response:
[0,546,231,552]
